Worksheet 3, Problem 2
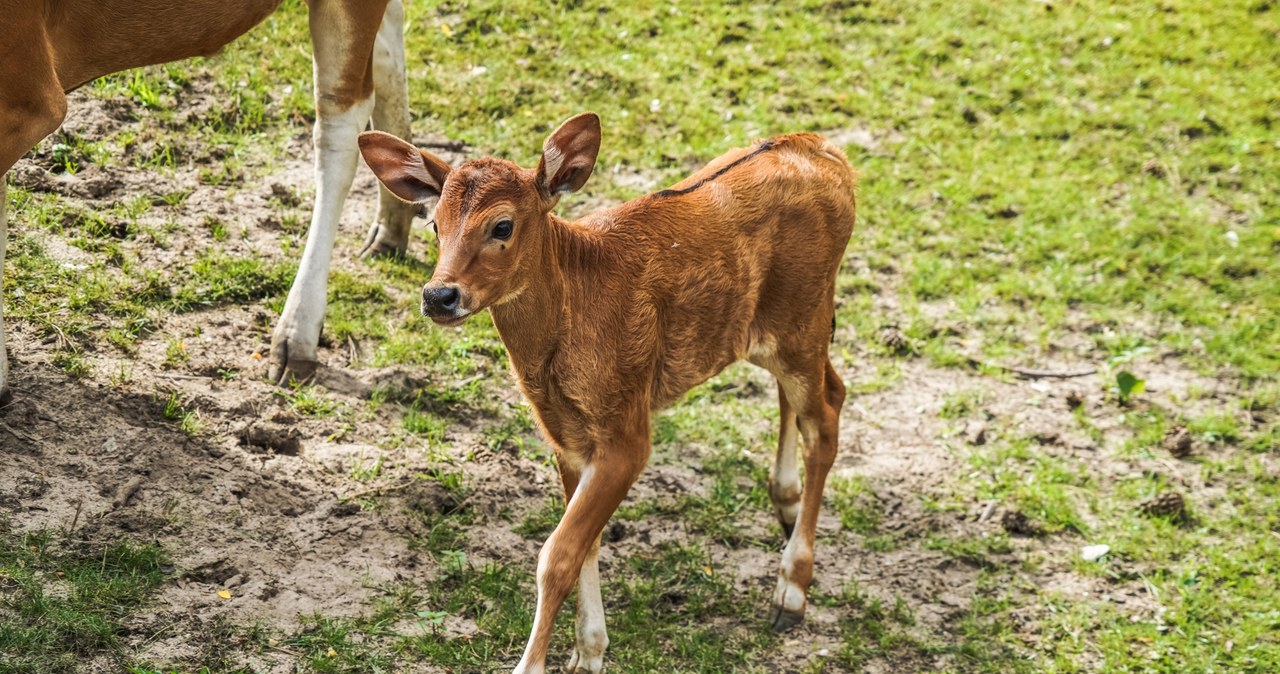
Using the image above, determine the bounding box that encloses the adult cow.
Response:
[0,0,421,402]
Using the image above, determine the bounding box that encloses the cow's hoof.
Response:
[268,341,319,387]
[359,221,409,259]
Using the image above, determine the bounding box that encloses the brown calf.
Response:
[359,113,856,674]
[0,0,419,401]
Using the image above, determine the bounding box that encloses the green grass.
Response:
[821,582,929,672]
[276,384,339,417]
[3,0,1279,671]
[0,532,170,673]
[161,392,205,435]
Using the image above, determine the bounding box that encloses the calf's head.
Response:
[358,113,601,325]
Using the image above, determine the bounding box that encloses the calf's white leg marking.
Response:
[567,543,609,673]
[771,409,802,531]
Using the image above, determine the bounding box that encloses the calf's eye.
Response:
[493,219,514,240]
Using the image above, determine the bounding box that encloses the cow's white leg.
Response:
[1,179,9,405]
[268,0,387,384]
[269,98,372,384]
[566,540,608,674]
[360,0,418,258]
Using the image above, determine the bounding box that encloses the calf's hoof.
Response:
[566,649,605,673]
[769,604,805,633]
[769,580,808,632]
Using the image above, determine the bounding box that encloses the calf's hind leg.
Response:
[768,387,802,541]
[769,358,845,631]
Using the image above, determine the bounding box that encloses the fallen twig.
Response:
[1,423,40,445]
[967,358,1096,380]
[417,139,467,152]
[346,335,360,363]
[68,499,83,534]
[454,374,486,389]
[266,642,305,658]
[342,479,415,502]
[1004,365,1097,379]
[977,500,998,523]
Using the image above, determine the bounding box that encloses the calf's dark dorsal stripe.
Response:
[653,139,777,199]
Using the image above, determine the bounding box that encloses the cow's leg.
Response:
[1,180,9,404]
[1,15,70,403]
[359,0,418,258]
[269,0,388,384]
[0,9,68,174]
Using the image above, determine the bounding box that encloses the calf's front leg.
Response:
[566,537,608,673]
[515,428,649,674]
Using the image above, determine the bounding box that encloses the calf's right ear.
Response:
[537,112,601,199]
[358,131,452,204]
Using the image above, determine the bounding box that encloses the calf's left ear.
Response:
[537,112,601,199]
[358,131,453,204]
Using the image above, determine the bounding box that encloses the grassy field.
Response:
[3,0,1278,672]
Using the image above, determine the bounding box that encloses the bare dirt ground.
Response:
[2,90,1261,673]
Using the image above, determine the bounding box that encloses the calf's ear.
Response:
[536,112,601,200]
[358,131,452,204]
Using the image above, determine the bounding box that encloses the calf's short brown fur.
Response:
[359,113,856,674]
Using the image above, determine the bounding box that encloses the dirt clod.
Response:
[607,521,628,543]
[1001,510,1042,537]
[877,326,913,355]
[1139,492,1187,521]
[1163,425,1194,458]
[966,421,988,446]
[238,423,303,456]
[269,183,302,207]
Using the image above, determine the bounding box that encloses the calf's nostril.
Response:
[438,286,459,310]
